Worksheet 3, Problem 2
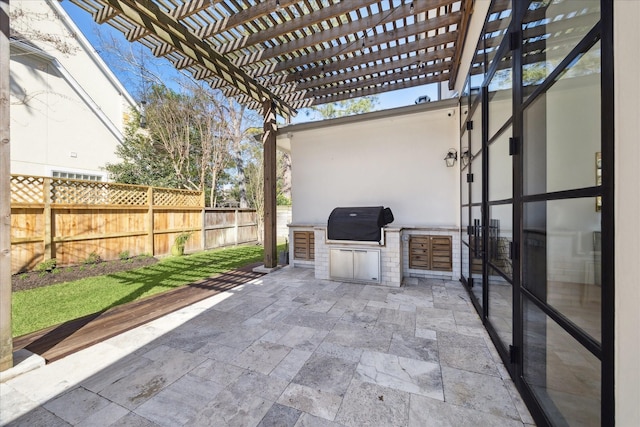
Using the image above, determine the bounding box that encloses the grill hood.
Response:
[327,206,394,242]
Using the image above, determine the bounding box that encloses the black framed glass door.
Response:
[458,1,612,425]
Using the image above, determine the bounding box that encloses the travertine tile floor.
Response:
[1,267,535,426]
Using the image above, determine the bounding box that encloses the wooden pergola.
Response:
[67,0,474,115]
[63,0,474,268]
[1,0,479,370]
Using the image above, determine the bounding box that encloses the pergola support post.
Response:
[262,98,278,269]
[0,0,13,372]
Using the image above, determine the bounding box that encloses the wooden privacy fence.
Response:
[10,175,258,274]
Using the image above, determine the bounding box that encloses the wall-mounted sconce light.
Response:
[444,148,457,167]
[461,148,471,166]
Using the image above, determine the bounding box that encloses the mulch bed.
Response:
[12,256,160,292]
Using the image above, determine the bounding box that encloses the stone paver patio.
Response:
[1,266,535,426]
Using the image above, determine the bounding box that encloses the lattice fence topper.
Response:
[10,175,45,204]
[10,175,203,207]
[50,178,150,205]
[154,188,202,207]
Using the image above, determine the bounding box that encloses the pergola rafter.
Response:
[73,0,296,117]
[218,31,457,99]
[69,0,471,113]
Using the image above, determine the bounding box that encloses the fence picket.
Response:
[10,175,259,274]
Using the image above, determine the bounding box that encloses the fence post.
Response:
[201,191,206,251]
[147,186,154,256]
[234,209,239,246]
[43,178,52,261]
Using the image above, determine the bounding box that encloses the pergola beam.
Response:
[96,0,222,47]
[94,0,295,118]
[233,48,453,105]
[143,0,370,63]
[448,0,473,89]
[215,0,382,56]
[245,67,450,111]
[259,16,459,84]
[218,2,460,73]
[195,0,306,41]
[209,12,460,92]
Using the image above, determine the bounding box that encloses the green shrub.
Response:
[83,252,101,265]
[171,232,193,256]
[119,250,130,261]
[35,259,57,273]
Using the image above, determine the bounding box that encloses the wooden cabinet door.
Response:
[409,236,430,269]
[430,236,452,271]
[293,231,314,260]
[409,235,452,272]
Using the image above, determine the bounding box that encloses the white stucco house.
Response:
[277,2,639,425]
[9,0,136,180]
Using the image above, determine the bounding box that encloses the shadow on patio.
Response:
[1,267,535,426]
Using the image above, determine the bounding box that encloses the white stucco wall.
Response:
[10,49,122,177]
[9,0,135,178]
[11,0,133,133]
[614,1,640,424]
[281,101,460,228]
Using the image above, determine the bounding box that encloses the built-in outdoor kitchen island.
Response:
[289,222,459,288]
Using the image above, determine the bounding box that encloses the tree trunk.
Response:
[280,152,292,201]
[235,147,248,208]
[209,168,217,208]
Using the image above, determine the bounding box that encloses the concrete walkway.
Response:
[1,267,535,426]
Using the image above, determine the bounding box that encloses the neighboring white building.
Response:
[9,0,136,180]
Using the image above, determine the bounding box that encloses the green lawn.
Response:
[12,244,281,337]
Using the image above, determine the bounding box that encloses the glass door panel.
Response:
[488,128,513,202]
[461,241,471,285]
[524,199,602,342]
[470,205,483,307]
[469,100,483,158]
[488,64,513,140]
[461,169,470,204]
[471,150,483,205]
[488,203,513,351]
[489,204,513,279]
[522,1,601,100]
[523,42,602,196]
[488,266,512,349]
[461,206,469,244]
[523,298,601,426]
[484,1,512,69]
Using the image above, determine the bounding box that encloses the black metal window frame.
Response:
[458,0,614,425]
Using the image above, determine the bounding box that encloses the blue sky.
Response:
[61,1,440,123]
